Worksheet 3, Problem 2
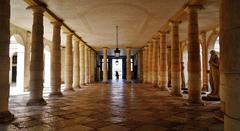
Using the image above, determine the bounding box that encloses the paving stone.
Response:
[2,81,224,130]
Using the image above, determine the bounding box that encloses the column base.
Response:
[202,84,209,92]
[49,92,63,97]
[186,100,204,106]
[24,87,29,92]
[170,92,183,97]
[0,111,14,123]
[73,85,81,89]
[64,88,75,92]
[202,95,220,101]
[182,90,188,94]
[153,84,159,88]
[126,81,132,84]
[102,81,109,84]
[159,86,168,91]
[27,98,47,106]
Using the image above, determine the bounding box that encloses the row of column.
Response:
[0,3,97,122]
[141,5,203,104]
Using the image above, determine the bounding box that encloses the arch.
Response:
[10,34,25,47]
[207,31,219,52]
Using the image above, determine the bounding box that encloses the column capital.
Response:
[51,20,62,27]
[64,31,74,36]
[103,47,109,50]
[158,30,169,35]
[27,5,46,13]
[185,4,203,13]
[169,20,182,26]
[73,36,80,42]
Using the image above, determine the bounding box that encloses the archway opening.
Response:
[9,36,25,95]
[44,48,51,90]
[112,59,123,80]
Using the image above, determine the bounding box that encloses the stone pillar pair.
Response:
[80,43,85,85]
[0,0,14,122]
[49,21,63,97]
[27,6,47,106]
[143,46,148,83]
[103,47,108,83]
[159,32,169,91]
[170,21,182,96]
[137,50,143,82]
[152,39,158,87]
[220,0,240,130]
[186,5,203,105]
[147,42,153,83]
[85,46,90,84]
[73,38,81,88]
[201,31,208,91]
[126,48,132,82]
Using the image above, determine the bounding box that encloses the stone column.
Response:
[0,0,14,122]
[126,48,132,82]
[49,21,63,97]
[80,43,85,85]
[152,39,158,86]
[201,31,208,91]
[84,46,89,84]
[27,6,47,106]
[159,32,169,91]
[148,42,153,83]
[103,47,108,83]
[187,5,202,104]
[90,50,95,83]
[24,32,31,92]
[87,48,91,84]
[170,21,182,96]
[61,47,65,84]
[167,46,172,87]
[73,38,80,88]
[221,0,240,130]
[137,50,143,82]
[143,46,148,83]
[64,32,74,91]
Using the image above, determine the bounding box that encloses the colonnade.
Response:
[0,2,96,122]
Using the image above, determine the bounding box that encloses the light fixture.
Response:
[115,59,119,65]
[114,26,120,58]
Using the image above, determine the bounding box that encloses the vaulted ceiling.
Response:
[10,0,219,53]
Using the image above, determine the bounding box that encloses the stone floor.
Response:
[0,80,223,131]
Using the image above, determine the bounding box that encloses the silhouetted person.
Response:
[115,71,119,79]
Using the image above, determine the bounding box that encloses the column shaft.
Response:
[148,43,153,83]
[0,0,14,122]
[221,0,240,130]
[159,33,168,90]
[80,43,85,85]
[144,46,149,83]
[85,46,89,84]
[73,39,80,88]
[167,46,172,87]
[187,6,202,104]
[87,48,91,83]
[201,32,208,91]
[103,48,108,83]
[126,48,131,82]
[64,33,74,91]
[27,6,47,106]
[152,39,158,86]
[137,50,143,82]
[171,22,182,96]
[50,21,63,97]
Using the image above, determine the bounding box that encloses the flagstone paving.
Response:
[0,81,223,131]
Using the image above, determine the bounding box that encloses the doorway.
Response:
[112,59,123,80]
